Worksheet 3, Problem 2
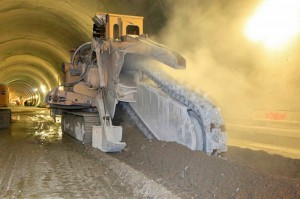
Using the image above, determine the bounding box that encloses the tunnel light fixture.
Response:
[40,85,47,94]
[33,88,38,92]
[245,0,300,49]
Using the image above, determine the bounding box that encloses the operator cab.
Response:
[92,13,144,40]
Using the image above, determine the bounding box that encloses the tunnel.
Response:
[0,0,300,198]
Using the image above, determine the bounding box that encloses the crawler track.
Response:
[62,111,100,144]
[139,66,227,153]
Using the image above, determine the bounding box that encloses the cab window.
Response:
[113,24,120,39]
[126,25,139,35]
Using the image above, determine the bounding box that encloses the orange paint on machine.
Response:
[0,84,9,107]
[0,83,11,129]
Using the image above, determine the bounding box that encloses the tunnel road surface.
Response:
[0,107,137,198]
[1,107,300,199]
[226,120,300,159]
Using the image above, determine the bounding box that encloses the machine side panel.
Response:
[130,83,196,149]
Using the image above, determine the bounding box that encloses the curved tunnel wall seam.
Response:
[0,55,63,87]
[0,67,52,89]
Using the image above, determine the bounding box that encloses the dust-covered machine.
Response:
[0,84,11,129]
[46,13,227,154]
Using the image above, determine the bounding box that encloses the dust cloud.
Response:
[156,0,300,122]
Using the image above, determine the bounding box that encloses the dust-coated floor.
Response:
[1,107,300,199]
[0,108,135,198]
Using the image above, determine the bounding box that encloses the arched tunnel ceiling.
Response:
[0,0,167,105]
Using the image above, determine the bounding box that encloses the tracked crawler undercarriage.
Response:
[46,13,227,154]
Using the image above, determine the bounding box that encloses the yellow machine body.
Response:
[95,13,144,39]
[0,84,9,107]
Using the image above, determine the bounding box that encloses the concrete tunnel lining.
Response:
[0,39,69,69]
[0,54,62,86]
